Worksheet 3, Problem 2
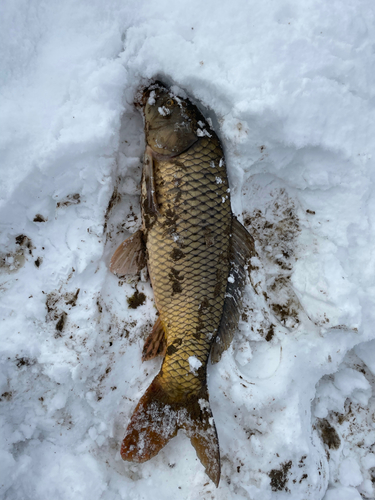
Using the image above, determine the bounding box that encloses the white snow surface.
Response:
[1,1,375,499]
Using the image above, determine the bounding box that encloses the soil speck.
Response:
[127,290,146,309]
[317,418,341,450]
[269,460,292,491]
[33,214,47,222]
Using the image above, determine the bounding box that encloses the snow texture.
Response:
[188,356,203,375]
[1,0,375,499]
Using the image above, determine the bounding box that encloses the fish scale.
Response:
[146,135,232,397]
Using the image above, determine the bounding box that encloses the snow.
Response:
[1,0,375,499]
[158,106,170,117]
[339,458,363,487]
[188,356,202,375]
[196,128,212,138]
[324,486,363,500]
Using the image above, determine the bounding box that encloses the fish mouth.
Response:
[134,80,168,108]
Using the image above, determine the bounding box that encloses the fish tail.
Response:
[121,374,221,487]
[184,387,221,487]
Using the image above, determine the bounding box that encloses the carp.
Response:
[110,82,255,486]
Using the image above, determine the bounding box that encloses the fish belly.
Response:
[146,136,232,398]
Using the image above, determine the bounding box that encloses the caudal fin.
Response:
[121,375,221,486]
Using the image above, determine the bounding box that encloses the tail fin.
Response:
[121,375,221,486]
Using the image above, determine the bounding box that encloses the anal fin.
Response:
[142,317,167,362]
[211,216,257,364]
[109,229,146,276]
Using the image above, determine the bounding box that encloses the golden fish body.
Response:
[147,134,231,398]
[110,82,255,486]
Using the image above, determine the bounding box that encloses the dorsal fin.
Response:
[211,217,256,364]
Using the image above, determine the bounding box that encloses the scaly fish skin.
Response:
[147,133,231,399]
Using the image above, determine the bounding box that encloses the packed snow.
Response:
[1,0,375,499]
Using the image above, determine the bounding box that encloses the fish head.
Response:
[140,83,202,156]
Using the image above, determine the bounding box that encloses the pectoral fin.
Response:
[142,317,167,361]
[211,217,257,364]
[109,230,146,276]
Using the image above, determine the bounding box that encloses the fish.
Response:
[110,81,256,487]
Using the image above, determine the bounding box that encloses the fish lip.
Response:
[134,80,169,108]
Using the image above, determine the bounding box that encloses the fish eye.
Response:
[165,98,174,107]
